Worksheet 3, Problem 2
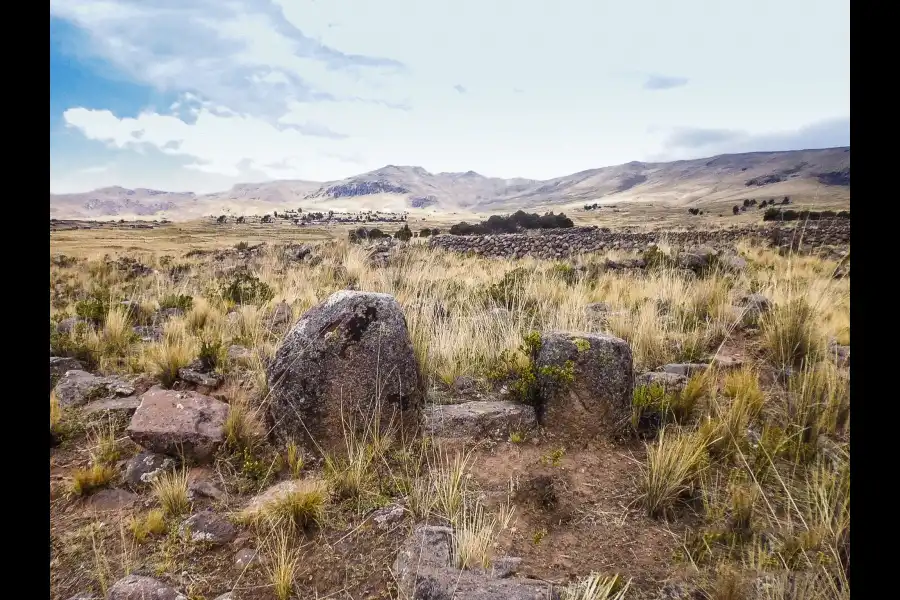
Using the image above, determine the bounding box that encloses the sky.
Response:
[50,0,850,194]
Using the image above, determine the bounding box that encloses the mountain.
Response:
[49,147,850,220]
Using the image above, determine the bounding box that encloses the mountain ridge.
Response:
[50,147,850,220]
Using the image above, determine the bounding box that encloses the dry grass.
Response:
[562,574,630,600]
[263,527,301,600]
[640,427,709,518]
[129,509,167,543]
[50,391,62,432]
[69,463,117,497]
[144,319,197,387]
[452,496,515,570]
[242,480,328,532]
[151,469,191,517]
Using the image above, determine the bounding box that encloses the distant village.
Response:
[211,208,409,226]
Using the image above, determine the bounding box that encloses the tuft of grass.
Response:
[452,497,514,570]
[50,391,62,433]
[761,297,823,367]
[224,387,263,452]
[145,320,197,387]
[70,464,117,497]
[286,441,305,478]
[243,480,327,532]
[89,421,121,466]
[151,469,191,518]
[562,573,630,600]
[129,509,167,543]
[640,427,709,518]
[430,447,472,523]
[264,527,300,600]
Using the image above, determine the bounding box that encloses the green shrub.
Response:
[75,290,112,325]
[221,272,274,305]
[159,294,193,312]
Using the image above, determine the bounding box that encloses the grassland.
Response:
[49,221,850,600]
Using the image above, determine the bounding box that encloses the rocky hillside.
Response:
[49,147,850,219]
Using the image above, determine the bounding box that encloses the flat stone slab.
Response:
[126,387,228,462]
[423,401,536,439]
[660,363,708,377]
[82,396,142,418]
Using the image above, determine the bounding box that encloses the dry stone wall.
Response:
[429,220,849,260]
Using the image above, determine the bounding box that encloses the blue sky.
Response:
[50,0,849,194]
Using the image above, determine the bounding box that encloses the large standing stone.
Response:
[108,575,186,600]
[126,387,229,462]
[535,332,633,437]
[265,291,423,453]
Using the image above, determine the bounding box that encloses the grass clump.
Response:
[151,469,191,517]
[129,509,167,543]
[264,527,301,600]
[145,320,197,387]
[159,293,194,312]
[562,573,630,600]
[242,480,327,532]
[69,464,117,497]
[452,497,515,570]
[640,427,709,518]
[221,272,274,305]
[761,297,823,367]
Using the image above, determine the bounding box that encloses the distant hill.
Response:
[49,147,850,220]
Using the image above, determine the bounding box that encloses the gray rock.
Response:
[124,452,178,488]
[536,332,633,437]
[126,387,229,462]
[451,375,477,394]
[57,317,83,335]
[234,548,260,571]
[737,293,772,327]
[269,300,293,330]
[227,344,253,364]
[265,291,423,453]
[82,396,142,418]
[393,526,557,600]
[188,469,226,501]
[635,372,688,395]
[86,489,140,512]
[423,401,536,439]
[179,511,237,545]
[177,368,221,388]
[213,594,234,600]
[371,504,406,528]
[584,302,610,317]
[133,325,164,342]
[490,556,522,579]
[660,363,708,377]
[108,575,187,600]
[50,357,84,391]
[53,370,133,407]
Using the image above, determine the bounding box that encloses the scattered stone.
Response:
[57,317,84,335]
[133,325,164,342]
[737,293,772,327]
[393,525,555,600]
[265,291,423,453]
[85,489,140,512]
[177,368,222,388]
[234,548,260,571]
[158,307,184,321]
[828,342,850,367]
[371,504,406,528]
[536,332,634,437]
[584,302,610,321]
[450,375,477,394]
[50,357,84,391]
[490,556,522,579]
[188,467,226,501]
[213,594,234,600]
[268,300,293,330]
[660,363,708,377]
[124,452,178,488]
[712,354,744,370]
[126,387,229,462]
[179,511,237,545]
[244,479,325,515]
[227,344,253,365]
[53,370,134,407]
[108,575,187,600]
[423,401,536,439]
[635,372,688,395]
[82,396,142,418]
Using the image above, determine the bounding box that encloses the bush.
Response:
[419,228,432,238]
[221,272,274,304]
[394,224,413,241]
[732,206,740,215]
[688,208,700,215]
[449,210,574,236]
[217,215,227,223]
[159,294,193,312]
[75,289,112,325]
[763,209,851,222]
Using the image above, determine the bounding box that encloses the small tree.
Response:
[732,205,740,215]
[782,196,791,204]
[217,215,227,224]
[420,228,432,238]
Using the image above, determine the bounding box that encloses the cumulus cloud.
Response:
[643,74,689,90]
[653,116,850,159]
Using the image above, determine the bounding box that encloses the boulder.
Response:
[737,293,772,327]
[126,387,229,462]
[177,367,221,388]
[50,357,83,392]
[265,291,423,453]
[268,300,293,331]
[108,575,186,600]
[535,332,633,437]
[82,396,142,419]
[393,526,556,600]
[423,401,536,439]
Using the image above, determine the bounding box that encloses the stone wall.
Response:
[428,220,849,260]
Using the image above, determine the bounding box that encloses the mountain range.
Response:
[49,147,850,220]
